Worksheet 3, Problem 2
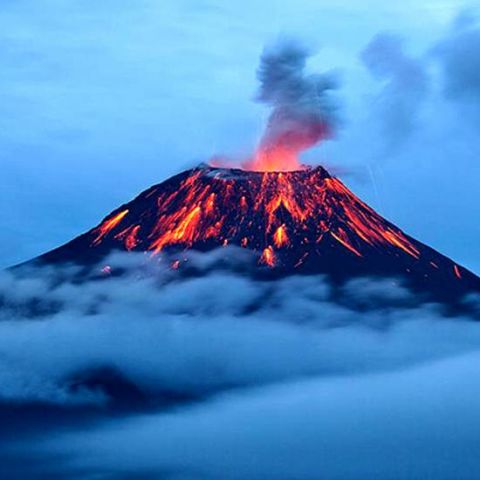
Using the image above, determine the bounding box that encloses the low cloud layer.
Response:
[41,352,480,480]
[0,251,480,478]
[0,251,478,406]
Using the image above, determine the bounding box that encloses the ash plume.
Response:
[246,39,338,171]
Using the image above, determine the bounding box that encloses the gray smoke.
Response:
[249,39,338,169]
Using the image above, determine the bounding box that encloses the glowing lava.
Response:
[273,225,289,248]
[88,166,425,270]
[246,146,307,172]
[32,164,480,304]
[92,209,129,246]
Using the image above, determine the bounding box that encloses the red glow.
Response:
[260,246,276,267]
[454,264,462,279]
[273,224,289,248]
[331,230,362,257]
[150,205,202,254]
[125,225,140,251]
[246,146,307,172]
[241,115,331,172]
[92,209,129,246]
[115,224,140,251]
[101,265,112,275]
[88,167,426,269]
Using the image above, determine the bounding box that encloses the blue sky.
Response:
[0,0,479,271]
[2,4,480,477]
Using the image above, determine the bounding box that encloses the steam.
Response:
[245,39,338,171]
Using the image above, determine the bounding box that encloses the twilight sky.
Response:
[0,0,479,271]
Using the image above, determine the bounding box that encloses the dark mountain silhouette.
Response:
[27,164,480,304]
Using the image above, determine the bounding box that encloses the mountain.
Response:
[30,164,480,304]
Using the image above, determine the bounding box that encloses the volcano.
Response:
[29,164,480,304]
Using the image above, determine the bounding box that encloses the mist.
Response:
[0,251,480,478]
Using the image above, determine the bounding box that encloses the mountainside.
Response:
[32,164,480,303]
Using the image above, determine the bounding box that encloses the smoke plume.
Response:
[245,39,338,171]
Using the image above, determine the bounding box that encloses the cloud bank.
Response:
[43,352,480,480]
[0,251,480,478]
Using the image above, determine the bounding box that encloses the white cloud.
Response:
[37,352,480,479]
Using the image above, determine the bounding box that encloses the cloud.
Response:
[433,12,480,104]
[0,253,479,479]
[0,251,478,410]
[1,4,480,477]
[360,33,429,150]
[30,352,480,480]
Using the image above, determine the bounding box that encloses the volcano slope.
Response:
[25,164,480,306]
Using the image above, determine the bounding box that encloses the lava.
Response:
[260,246,276,267]
[85,166,427,270]
[245,145,306,172]
[149,205,202,254]
[454,264,462,279]
[125,225,141,251]
[92,209,129,246]
[29,162,480,306]
[115,225,141,251]
[273,225,289,248]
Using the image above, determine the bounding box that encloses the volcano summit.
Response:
[31,163,480,304]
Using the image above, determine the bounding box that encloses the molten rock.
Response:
[32,164,480,304]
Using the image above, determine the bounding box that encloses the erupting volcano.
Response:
[19,40,480,305]
[33,162,480,303]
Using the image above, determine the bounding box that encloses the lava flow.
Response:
[23,38,480,304]
[35,163,480,302]
[90,166,421,263]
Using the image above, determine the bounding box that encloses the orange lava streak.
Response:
[90,167,427,265]
[260,246,276,267]
[325,178,420,259]
[125,225,140,251]
[92,209,129,245]
[273,224,289,248]
[261,173,307,228]
[205,193,216,214]
[149,206,202,253]
[330,231,362,257]
[454,265,462,279]
[382,231,420,259]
